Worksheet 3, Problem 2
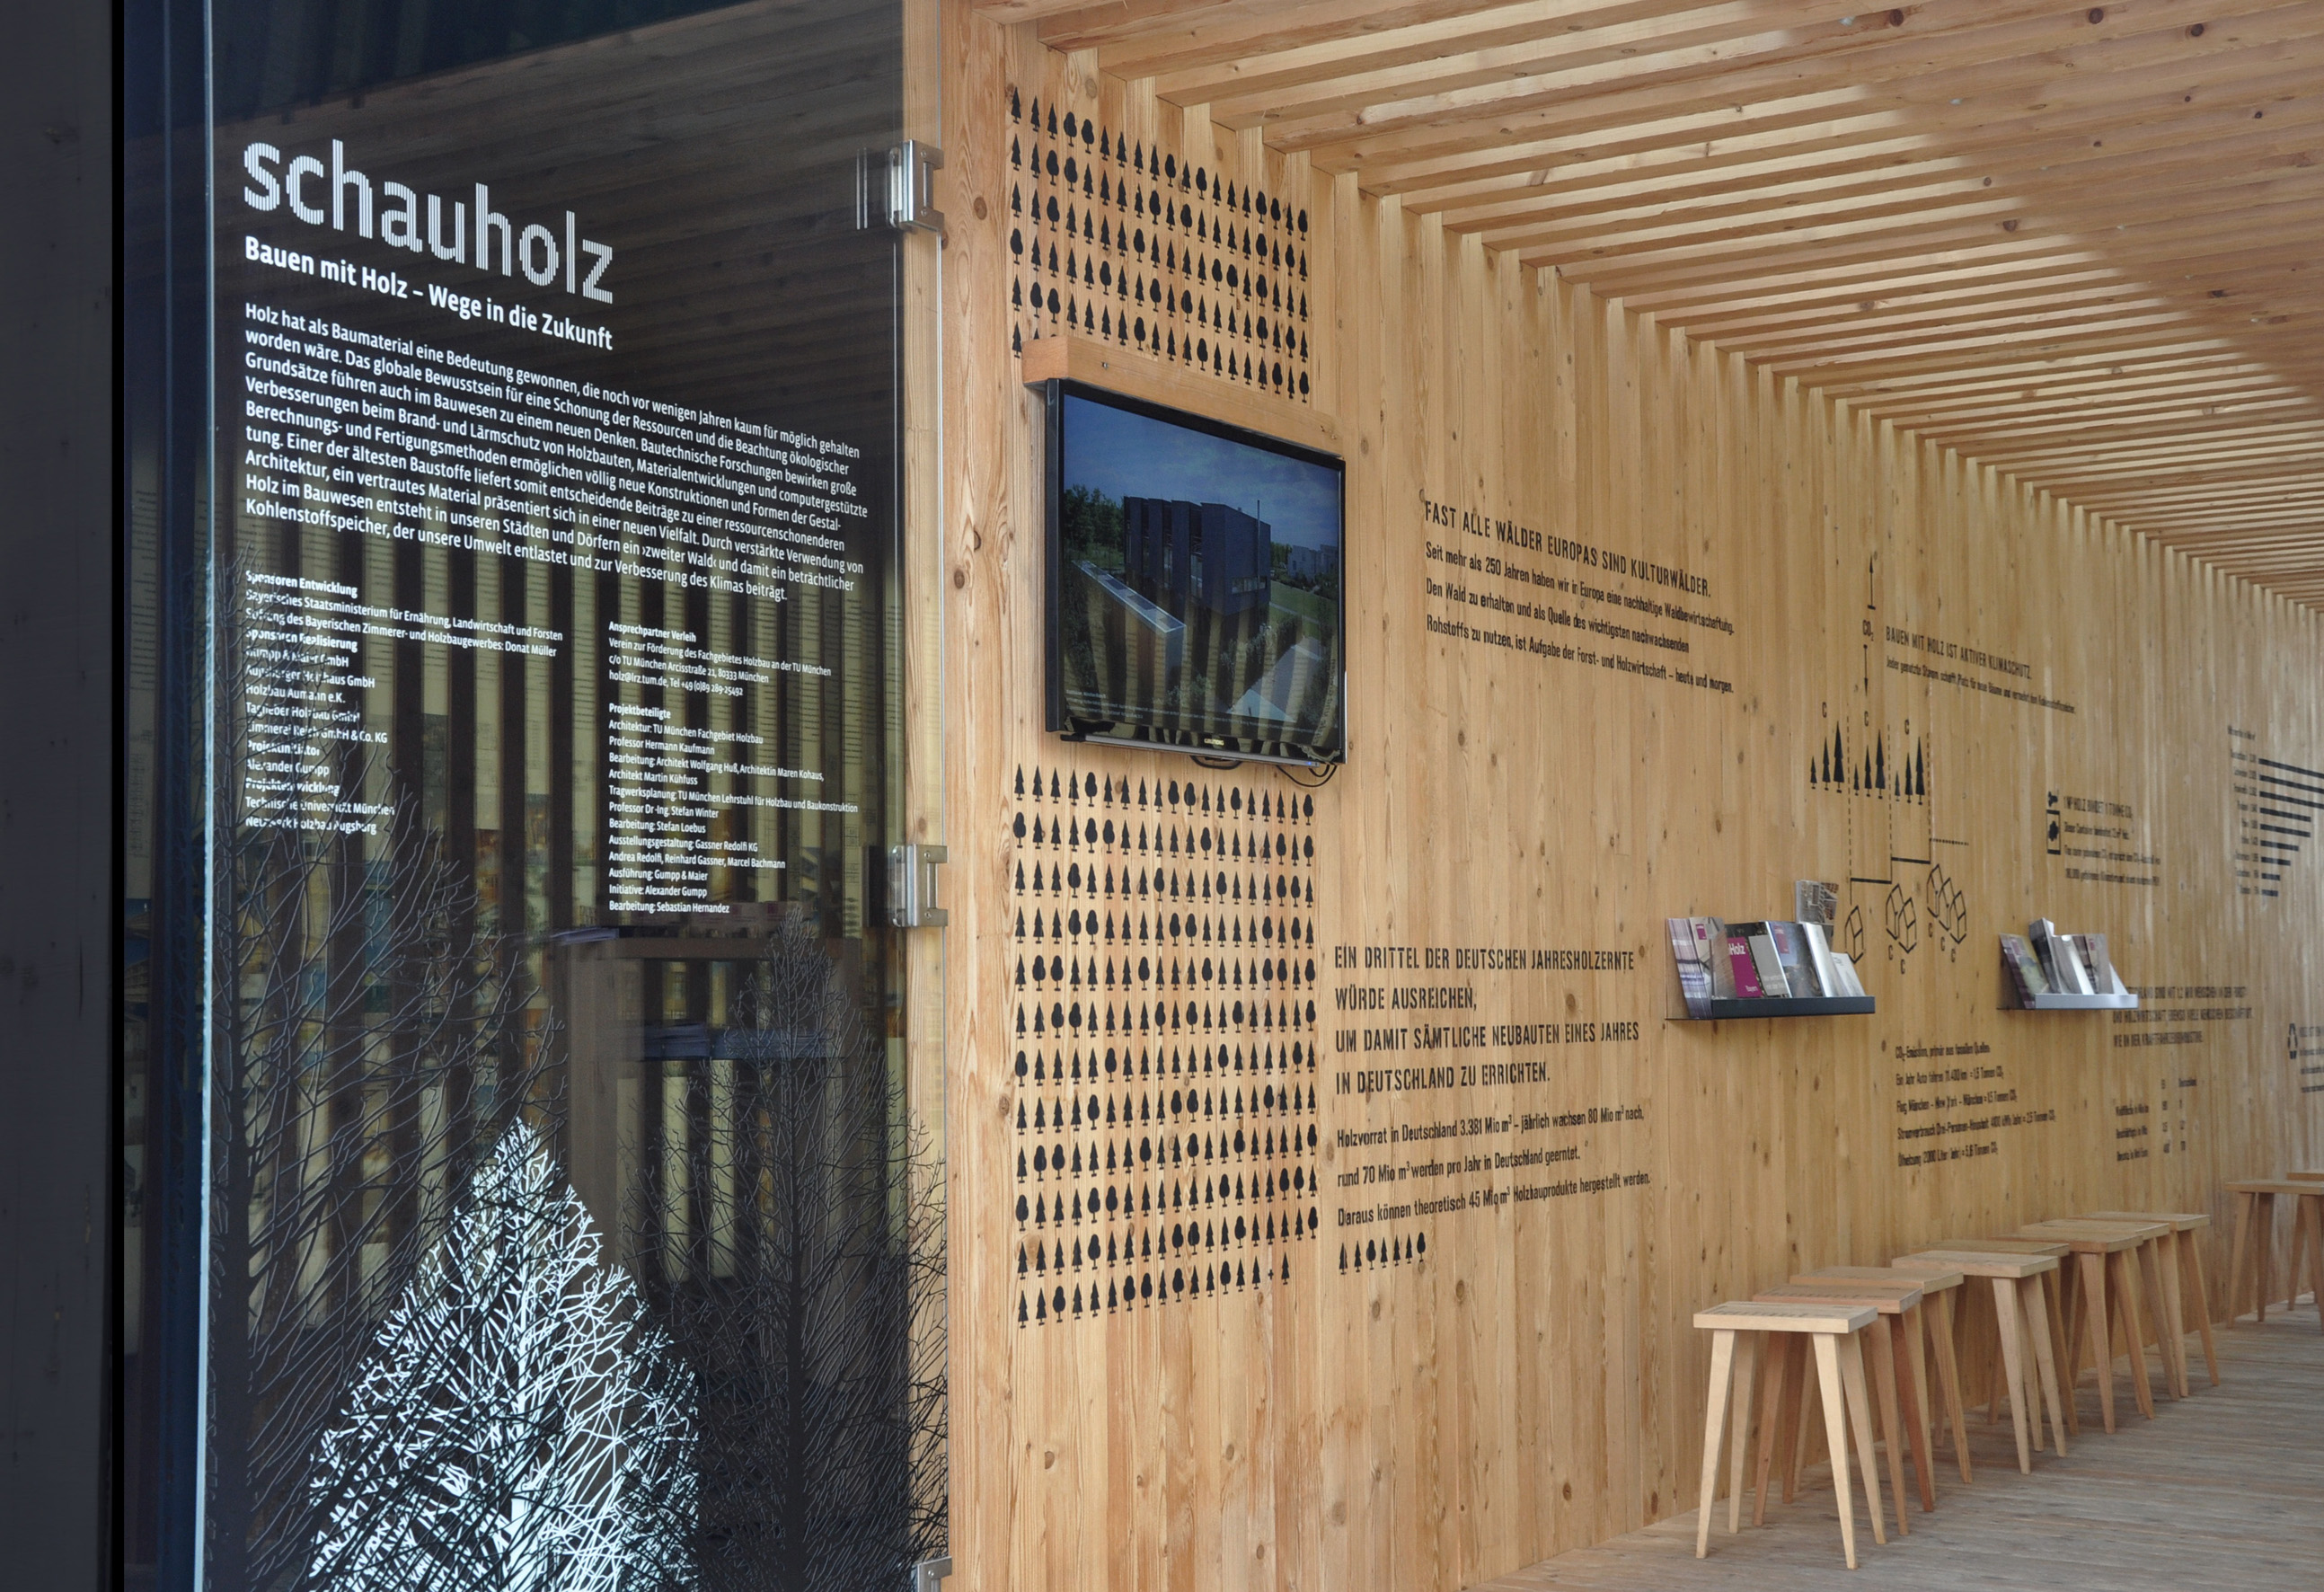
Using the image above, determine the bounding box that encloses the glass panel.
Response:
[122,3,941,1587]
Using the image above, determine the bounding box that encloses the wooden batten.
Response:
[1021,331,1341,454]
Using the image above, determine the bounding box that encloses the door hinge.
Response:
[911,1556,954,1592]
[888,844,949,928]
[886,140,945,235]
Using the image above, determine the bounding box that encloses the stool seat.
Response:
[1763,1281,1922,1313]
[1898,1248,2057,1279]
[1940,1235,2070,1258]
[2089,1209,2210,1231]
[1820,1261,1963,1293]
[2016,1219,2159,1251]
[1695,1300,1875,1332]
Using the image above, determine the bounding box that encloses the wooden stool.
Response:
[1937,1234,2077,1434]
[1896,1250,2068,1473]
[2022,1217,2185,1405]
[2011,1220,2164,1427]
[2089,1209,2221,1387]
[1692,1301,1884,1569]
[1860,1260,1974,1484]
[2226,1179,2324,1327]
[1763,1278,1932,1521]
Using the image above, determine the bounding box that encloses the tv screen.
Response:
[1044,380,1346,765]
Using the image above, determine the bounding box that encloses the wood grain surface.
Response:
[938,10,2324,1590]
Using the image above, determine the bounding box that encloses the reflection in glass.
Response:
[120,2,941,1586]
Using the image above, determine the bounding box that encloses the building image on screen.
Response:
[1051,387,1344,762]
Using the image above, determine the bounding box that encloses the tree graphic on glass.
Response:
[305,1121,698,1590]
[212,573,940,1589]
[208,577,570,1592]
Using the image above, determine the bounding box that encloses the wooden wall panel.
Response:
[939,8,2324,1590]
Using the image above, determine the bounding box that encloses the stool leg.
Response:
[2129,1239,2177,1400]
[2295,1198,2314,1320]
[1694,1328,1736,1559]
[1927,1290,1973,1484]
[2110,1249,2157,1420]
[1983,1293,2003,1428]
[1727,1332,1760,1535]
[2257,1192,2277,1322]
[2185,1226,2222,1384]
[2147,1235,2189,1398]
[1865,1316,1911,1535]
[1787,1335,1817,1502]
[2019,1273,2069,1458]
[1897,1300,1937,1509]
[1811,1334,1860,1570]
[2045,1268,2079,1437]
[2228,1189,2257,1325]
[2288,1200,2309,1308]
[1838,1331,1888,1546]
[2293,1198,2314,1310]
[2078,1250,2117,1433]
[2063,1264,2087,1399]
[1991,1275,2035,1473]
[1790,1335,1824,1501]
[1751,1331,1791,1526]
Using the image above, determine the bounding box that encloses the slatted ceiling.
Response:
[987,0,2324,608]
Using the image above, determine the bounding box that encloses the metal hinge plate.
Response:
[887,140,945,235]
[888,843,949,928]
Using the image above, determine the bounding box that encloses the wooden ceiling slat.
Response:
[1430,110,2324,242]
[1396,79,2324,214]
[1153,0,1863,116]
[1675,245,2324,336]
[1285,2,2322,166]
[1512,175,2320,283]
[1050,0,1511,69]
[994,0,2324,602]
[1885,390,2315,438]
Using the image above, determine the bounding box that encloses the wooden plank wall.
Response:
[938,9,2324,1591]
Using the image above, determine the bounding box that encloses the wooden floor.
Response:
[1473,1305,2324,1591]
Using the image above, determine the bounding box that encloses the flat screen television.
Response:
[1043,379,1346,765]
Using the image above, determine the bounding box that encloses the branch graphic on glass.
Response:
[632,915,949,1592]
[305,1121,699,1590]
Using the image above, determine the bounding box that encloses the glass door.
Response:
[121,4,942,1587]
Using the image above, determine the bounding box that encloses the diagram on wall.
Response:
[2229,728,2320,898]
[1007,765,1321,1326]
[1808,553,1981,977]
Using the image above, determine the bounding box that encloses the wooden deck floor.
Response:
[1472,1305,2324,1591]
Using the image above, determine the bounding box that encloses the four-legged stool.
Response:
[1692,1301,1884,1568]
[1896,1249,2068,1473]
[1853,1260,1975,1484]
[1755,1280,1925,1528]
[1934,1234,2075,1424]
[2226,1179,2324,1328]
[2089,1209,2221,1387]
[2020,1217,2183,1409]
